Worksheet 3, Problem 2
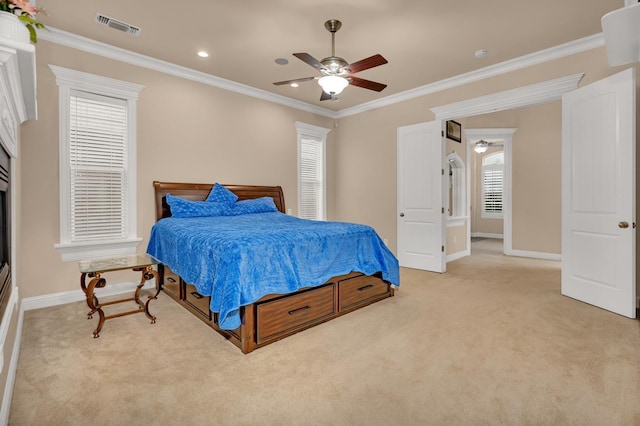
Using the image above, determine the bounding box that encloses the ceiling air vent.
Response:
[95,14,142,36]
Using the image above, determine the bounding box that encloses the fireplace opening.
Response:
[0,145,10,322]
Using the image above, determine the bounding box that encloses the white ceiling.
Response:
[36,0,624,111]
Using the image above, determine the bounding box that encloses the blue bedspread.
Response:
[147,212,399,330]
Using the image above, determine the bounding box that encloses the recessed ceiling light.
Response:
[197,51,209,58]
[275,58,289,65]
[474,49,488,59]
[290,83,299,88]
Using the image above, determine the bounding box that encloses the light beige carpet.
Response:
[9,240,640,425]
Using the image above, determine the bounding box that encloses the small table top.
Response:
[78,253,160,274]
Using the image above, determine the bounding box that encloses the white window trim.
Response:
[50,65,145,261]
[295,121,330,221]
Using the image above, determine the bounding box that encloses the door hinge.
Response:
[441,168,444,175]
[442,207,445,214]
[441,130,444,137]
[441,245,445,252]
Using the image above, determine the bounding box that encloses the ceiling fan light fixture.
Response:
[318,75,349,95]
[474,140,489,153]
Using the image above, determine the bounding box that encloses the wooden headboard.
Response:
[153,181,286,221]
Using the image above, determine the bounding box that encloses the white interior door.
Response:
[397,121,446,273]
[561,68,636,318]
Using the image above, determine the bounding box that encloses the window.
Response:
[50,65,144,261]
[295,122,330,220]
[481,151,504,219]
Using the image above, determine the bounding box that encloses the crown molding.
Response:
[39,27,604,120]
[336,33,603,118]
[38,27,340,119]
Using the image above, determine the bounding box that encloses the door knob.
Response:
[400,213,405,217]
[618,221,629,229]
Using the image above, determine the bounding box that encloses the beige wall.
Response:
[511,102,562,254]
[446,225,467,254]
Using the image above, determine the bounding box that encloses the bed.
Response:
[149,181,399,353]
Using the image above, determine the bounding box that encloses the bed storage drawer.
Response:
[338,274,390,312]
[161,265,181,300]
[184,283,212,320]
[256,284,335,343]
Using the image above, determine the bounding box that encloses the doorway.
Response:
[431,75,584,264]
[420,70,636,319]
[464,128,515,258]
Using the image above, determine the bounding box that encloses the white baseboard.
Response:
[21,279,156,311]
[471,233,504,239]
[506,249,561,261]
[447,250,470,262]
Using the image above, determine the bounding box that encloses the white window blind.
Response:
[299,137,323,220]
[69,92,128,242]
[482,167,504,215]
[481,152,504,218]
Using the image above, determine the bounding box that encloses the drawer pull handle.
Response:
[358,284,374,292]
[167,277,176,283]
[288,305,311,316]
[190,291,204,299]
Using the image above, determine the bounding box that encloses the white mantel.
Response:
[0,37,36,158]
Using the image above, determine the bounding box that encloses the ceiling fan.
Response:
[273,19,388,101]
[474,140,504,153]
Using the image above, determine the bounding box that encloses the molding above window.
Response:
[49,65,145,99]
[295,121,331,138]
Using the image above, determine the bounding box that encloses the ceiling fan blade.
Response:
[293,53,329,72]
[348,76,387,92]
[320,91,332,101]
[273,76,317,86]
[347,54,388,74]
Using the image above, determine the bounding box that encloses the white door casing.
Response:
[397,121,446,273]
[561,68,636,318]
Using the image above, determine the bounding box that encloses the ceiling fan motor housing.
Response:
[321,56,350,74]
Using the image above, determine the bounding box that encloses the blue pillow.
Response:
[224,197,278,216]
[166,194,229,218]
[205,183,238,206]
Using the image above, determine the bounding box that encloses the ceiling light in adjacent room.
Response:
[290,83,299,88]
[474,140,489,153]
[318,75,349,95]
[197,51,209,58]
